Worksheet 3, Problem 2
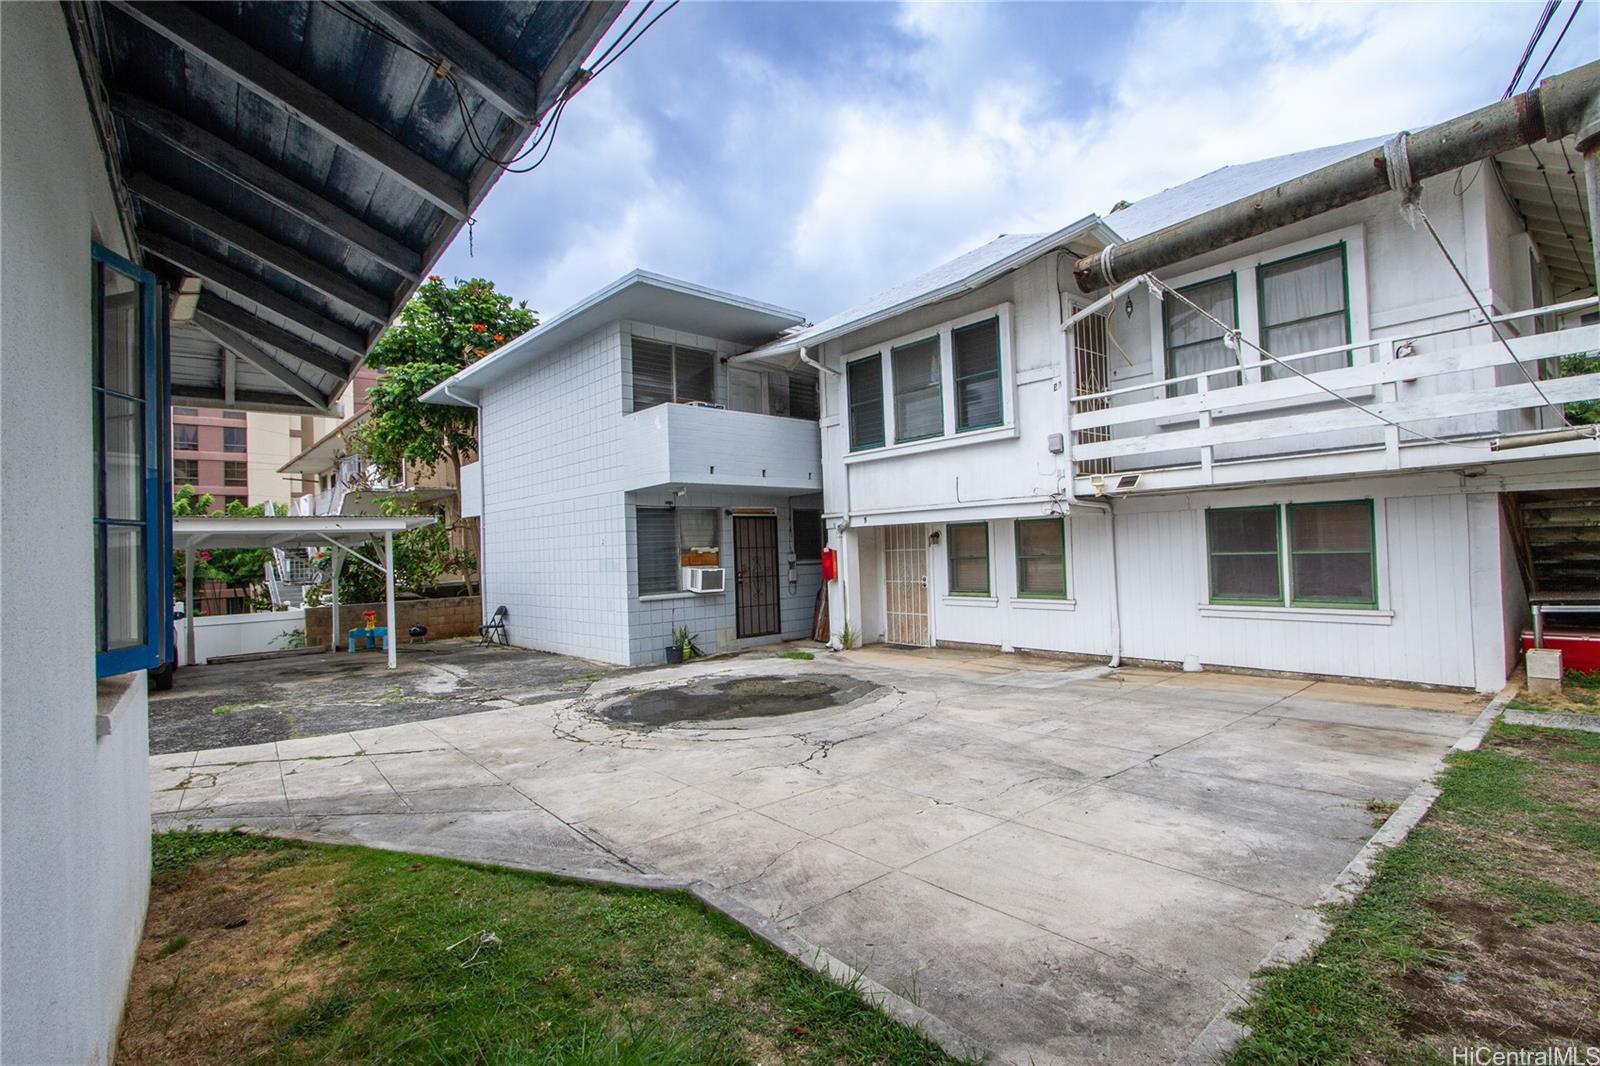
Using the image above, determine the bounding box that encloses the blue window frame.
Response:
[93,244,168,677]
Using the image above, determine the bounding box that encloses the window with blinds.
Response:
[1015,518,1067,598]
[636,507,679,595]
[788,375,820,421]
[953,316,1002,431]
[947,522,990,596]
[892,336,943,442]
[847,354,884,450]
[631,338,716,411]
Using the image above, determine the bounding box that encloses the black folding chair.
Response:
[479,605,509,646]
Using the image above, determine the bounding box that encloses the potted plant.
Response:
[671,624,702,663]
[664,641,684,664]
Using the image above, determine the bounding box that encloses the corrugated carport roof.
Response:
[66,0,624,413]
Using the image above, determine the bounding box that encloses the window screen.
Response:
[1015,518,1067,598]
[788,375,820,421]
[1288,500,1375,607]
[847,354,884,450]
[636,507,679,595]
[892,337,943,442]
[947,523,990,595]
[1206,507,1282,604]
[793,508,823,560]
[1260,245,1349,379]
[631,337,675,411]
[953,317,1002,430]
[1164,275,1238,397]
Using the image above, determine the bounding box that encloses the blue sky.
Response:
[434,1,1598,324]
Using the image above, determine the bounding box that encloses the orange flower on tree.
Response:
[493,334,504,342]
[471,323,488,333]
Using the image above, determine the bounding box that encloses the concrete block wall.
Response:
[305,595,483,647]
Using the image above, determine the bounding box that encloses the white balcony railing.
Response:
[1069,297,1599,491]
[620,402,822,492]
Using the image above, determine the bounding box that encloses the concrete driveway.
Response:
[151,646,1483,1065]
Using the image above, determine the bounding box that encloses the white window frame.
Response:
[842,302,1017,464]
[1150,225,1369,394]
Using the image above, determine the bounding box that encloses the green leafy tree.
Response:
[1561,352,1600,426]
[304,496,476,606]
[352,276,537,481]
[172,485,280,612]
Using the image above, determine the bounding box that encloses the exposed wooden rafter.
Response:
[140,230,367,358]
[345,1,543,122]
[130,172,391,323]
[195,293,351,380]
[108,0,470,219]
[190,314,332,412]
[114,96,423,280]
[170,384,328,416]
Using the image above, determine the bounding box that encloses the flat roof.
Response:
[172,514,436,550]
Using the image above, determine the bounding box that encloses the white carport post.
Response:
[329,547,344,654]
[183,539,199,667]
[384,531,397,670]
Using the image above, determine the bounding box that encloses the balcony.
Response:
[1068,298,1599,494]
[620,402,822,492]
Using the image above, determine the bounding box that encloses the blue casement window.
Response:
[93,244,167,677]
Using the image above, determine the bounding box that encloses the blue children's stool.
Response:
[347,627,388,653]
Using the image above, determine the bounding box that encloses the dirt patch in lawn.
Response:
[596,673,887,729]
[1509,671,1600,716]
[119,847,345,1065]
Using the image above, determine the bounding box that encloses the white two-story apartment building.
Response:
[740,127,1598,693]
[424,272,826,664]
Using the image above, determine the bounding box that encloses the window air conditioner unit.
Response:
[682,566,725,594]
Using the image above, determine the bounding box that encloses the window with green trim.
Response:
[946,523,990,596]
[1288,500,1376,607]
[891,336,943,442]
[846,354,884,450]
[1259,244,1350,380]
[1206,506,1282,605]
[953,316,1002,431]
[1164,274,1238,397]
[1015,518,1067,598]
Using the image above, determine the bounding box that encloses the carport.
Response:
[173,514,436,669]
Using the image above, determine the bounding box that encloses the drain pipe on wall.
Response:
[1070,494,1122,668]
[444,381,488,622]
[801,345,851,649]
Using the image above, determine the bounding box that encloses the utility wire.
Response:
[591,0,680,77]
[1504,0,1559,97]
[1524,0,1584,88]
[1147,278,1462,450]
[589,1,654,71]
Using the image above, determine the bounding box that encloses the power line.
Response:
[1524,0,1585,89]
[589,1,654,71]
[591,0,680,77]
[1504,0,1559,97]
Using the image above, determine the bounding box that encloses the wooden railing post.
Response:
[1378,338,1401,468]
[1197,371,1214,481]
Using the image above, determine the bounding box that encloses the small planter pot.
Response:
[664,645,684,664]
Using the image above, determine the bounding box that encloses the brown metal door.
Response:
[734,515,781,638]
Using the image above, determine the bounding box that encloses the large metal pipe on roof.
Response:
[1074,60,1600,293]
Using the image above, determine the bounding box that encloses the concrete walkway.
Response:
[151,648,1484,1065]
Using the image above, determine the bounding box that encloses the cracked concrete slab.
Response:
[152,642,1484,1065]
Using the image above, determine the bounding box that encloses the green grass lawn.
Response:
[121,832,968,1065]
[1225,722,1600,1064]
[1509,668,1600,716]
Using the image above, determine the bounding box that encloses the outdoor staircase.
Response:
[1508,490,1600,598]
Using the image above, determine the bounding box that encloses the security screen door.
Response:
[734,515,781,638]
[883,524,930,646]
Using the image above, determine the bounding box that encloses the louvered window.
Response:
[953,316,1002,430]
[636,508,679,594]
[847,354,884,450]
[892,336,943,442]
[631,337,715,411]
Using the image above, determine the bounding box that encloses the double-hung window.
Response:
[1206,500,1376,609]
[223,425,246,453]
[952,316,1002,431]
[846,354,885,450]
[631,337,714,411]
[1164,275,1238,397]
[92,244,165,677]
[946,523,990,596]
[891,337,942,442]
[1015,518,1068,598]
[1259,244,1350,379]
[173,423,198,451]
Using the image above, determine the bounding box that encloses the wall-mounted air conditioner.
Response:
[682,567,725,594]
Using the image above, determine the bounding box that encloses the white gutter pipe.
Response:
[799,344,837,377]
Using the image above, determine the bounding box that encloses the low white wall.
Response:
[177,609,307,666]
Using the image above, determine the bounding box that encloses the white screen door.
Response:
[883,524,930,646]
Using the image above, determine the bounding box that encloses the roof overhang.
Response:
[423,270,807,405]
[173,514,436,550]
[279,412,366,475]
[1495,136,1596,301]
[66,1,625,414]
[734,215,1116,369]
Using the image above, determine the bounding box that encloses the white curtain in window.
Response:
[1165,276,1238,397]
[1261,247,1347,379]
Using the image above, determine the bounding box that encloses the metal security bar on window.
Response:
[847,354,885,450]
[947,522,990,596]
[1164,274,1238,397]
[953,316,1002,431]
[1071,307,1113,476]
[1015,518,1068,598]
[1260,244,1350,380]
[892,336,943,442]
[1206,506,1283,605]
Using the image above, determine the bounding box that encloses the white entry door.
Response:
[883,524,930,647]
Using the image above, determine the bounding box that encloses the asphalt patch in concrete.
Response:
[596,674,886,729]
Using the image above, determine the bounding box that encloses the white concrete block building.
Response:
[425,273,826,664]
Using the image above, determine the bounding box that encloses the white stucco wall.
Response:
[1,5,153,1062]
[175,609,308,667]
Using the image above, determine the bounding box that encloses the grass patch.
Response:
[211,701,277,716]
[122,832,968,1065]
[1226,722,1600,1064]
[779,650,816,661]
[1509,671,1600,716]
